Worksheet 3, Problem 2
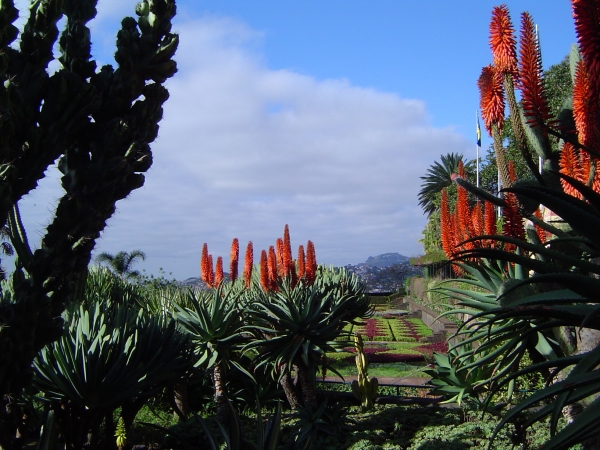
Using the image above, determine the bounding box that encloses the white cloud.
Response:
[15,14,471,279]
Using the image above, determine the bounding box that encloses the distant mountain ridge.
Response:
[363,252,409,268]
[179,252,421,293]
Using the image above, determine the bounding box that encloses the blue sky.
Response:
[15,1,577,280]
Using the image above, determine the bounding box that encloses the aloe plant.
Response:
[443,175,600,449]
[33,298,193,449]
[243,266,371,410]
[173,285,248,424]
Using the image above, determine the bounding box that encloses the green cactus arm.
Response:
[0,0,19,50]
[7,204,32,266]
[0,0,179,402]
[19,0,64,70]
[58,0,97,77]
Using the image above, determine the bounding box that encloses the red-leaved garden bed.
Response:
[348,317,433,342]
[337,316,447,365]
[341,344,425,363]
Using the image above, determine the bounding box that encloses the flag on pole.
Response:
[476,113,482,147]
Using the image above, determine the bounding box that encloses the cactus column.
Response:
[0,1,179,445]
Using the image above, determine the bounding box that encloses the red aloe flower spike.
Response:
[457,160,466,178]
[305,241,317,285]
[268,246,279,291]
[478,65,505,134]
[275,238,285,277]
[229,238,239,282]
[243,241,253,288]
[297,245,306,280]
[215,257,224,286]
[508,160,518,184]
[440,189,454,258]
[456,161,474,242]
[455,208,473,252]
[502,196,525,251]
[518,12,551,128]
[572,59,600,148]
[484,200,497,245]
[533,208,546,243]
[283,224,293,278]
[456,161,475,234]
[559,142,585,198]
[201,243,210,284]
[490,5,519,76]
[573,0,600,106]
[259,250,269,292]
[472,202,484,239]
[207,255,215,288]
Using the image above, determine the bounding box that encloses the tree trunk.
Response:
[213,363,230,426]
[280,371,302,410]
[173,382,189,420]
[294,363,318,410]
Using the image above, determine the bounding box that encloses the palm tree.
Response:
[418,152,465,216]
[95,250,147,280]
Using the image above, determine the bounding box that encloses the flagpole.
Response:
[476,111,480,188]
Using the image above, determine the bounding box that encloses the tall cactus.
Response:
[0,0,178,435]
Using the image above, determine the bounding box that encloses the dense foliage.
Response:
[426,3,600,449]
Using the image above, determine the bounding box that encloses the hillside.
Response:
[363,252,410,268]
[180,253,422,293]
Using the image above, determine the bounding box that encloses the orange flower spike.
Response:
[573,0,600,101]
[268,246,279,291]
[478,65,505,134]
[472,202,484,238]
[455,161,474,239]
[518,12,551,128]
[215,257,224,286]
[297,245,306,280]
[200,243,210,284]
[559,142,584,198]
[229,238,239,282]
[508,160,518,184]
[457,160,466,178]
[484,200,497,237]
[455,208,473,252]
[572,60,599,147]
[275,238,285,277]
[502,198,525,249]
[207,255,215,288]
[243,241,253,288]
[580,150,592,185]
[305,241,317,285]
[282,224,293,278]
[440,189,454,258]
[259,250,269,292]
[490,5,518,76]
[533,208,546,243]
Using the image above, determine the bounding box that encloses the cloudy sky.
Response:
[14,1,576,280]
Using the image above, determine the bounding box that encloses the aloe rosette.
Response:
[34,300,193,449]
